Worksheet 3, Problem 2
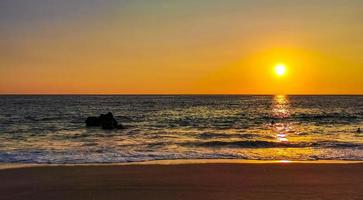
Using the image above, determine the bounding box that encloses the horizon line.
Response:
[0,93,362,96]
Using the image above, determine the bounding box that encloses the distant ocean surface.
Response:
[0,95,363,164]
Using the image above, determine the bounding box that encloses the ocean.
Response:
[0,95,362,163]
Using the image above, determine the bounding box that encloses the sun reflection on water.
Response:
[272,95,291,143]
[278,160,292,163]
[273,95,290,119]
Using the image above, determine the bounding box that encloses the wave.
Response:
[293,113,358,121]
[197,133,255,139]
[196,132,275,140]
[24,116,65,122]
[182,140,363,149]
[264,113,360,121]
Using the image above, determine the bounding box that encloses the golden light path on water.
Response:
[258,95,315,161]
[272,95,291,143]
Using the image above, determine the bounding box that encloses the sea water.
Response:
[0,95,362,163]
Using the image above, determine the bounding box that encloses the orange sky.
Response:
[1,1,362,94]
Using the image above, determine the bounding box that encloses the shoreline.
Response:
[1,159,363,170]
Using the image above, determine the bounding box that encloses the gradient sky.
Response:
[1,0,362,94]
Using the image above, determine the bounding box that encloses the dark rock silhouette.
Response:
[85,112,124,130]
[86,117,100,127]
[99,112,118,129]
[358,128,361,133]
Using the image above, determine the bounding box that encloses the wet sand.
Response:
[1,162,362,200]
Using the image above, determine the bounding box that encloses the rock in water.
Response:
[99,112,118,129]
[85,117,100,127]
[85,112,124,130]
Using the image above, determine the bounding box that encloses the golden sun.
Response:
[275,64,286,76]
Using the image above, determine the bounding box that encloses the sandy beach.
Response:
[1,161,362,200]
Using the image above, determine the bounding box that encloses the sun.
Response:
[275,64,286,76]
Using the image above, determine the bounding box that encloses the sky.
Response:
[1,0,362,94]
